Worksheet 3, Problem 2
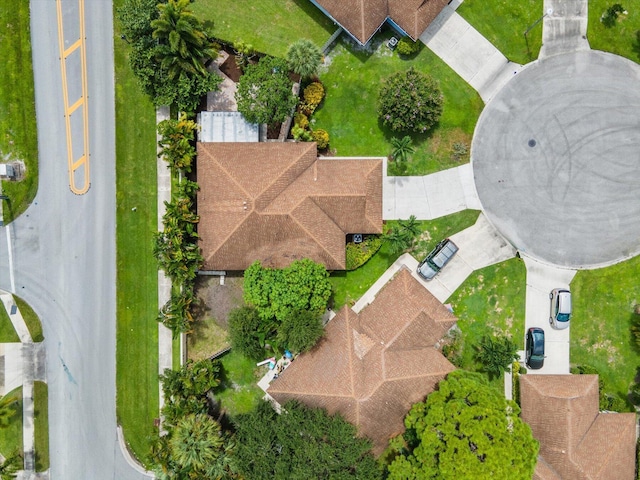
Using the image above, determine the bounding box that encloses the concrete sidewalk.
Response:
[383,164,481,220]
[540,0,589,59]
[522,255,576,374]
[420,5,523,103]
[156,105,174,419]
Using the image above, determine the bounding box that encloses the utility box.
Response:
[0,164,15,180]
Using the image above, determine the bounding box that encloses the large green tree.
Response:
[228,305,270,360]
[235,56,298,125]
[243,259,332,322]
[378,68,443,133]
[234,400,381,480]
[387,370,538,480]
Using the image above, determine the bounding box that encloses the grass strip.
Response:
[114,0,159,465]
[0,387,23,458]
[0,300,19,343]
[457,0,544,65]
[33,381,48,471]
[14,295,43,342]
[192,0,335,58]
[587,0,640,61]
[0,0,38,222]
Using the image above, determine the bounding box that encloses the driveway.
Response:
[522,256,576,374]
[419,5,522,103]
[383,164,480,220]
[540,0,589,58]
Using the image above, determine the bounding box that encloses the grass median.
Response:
[114,0,159,465]
[0,0,38,223]
[34,381,49,471]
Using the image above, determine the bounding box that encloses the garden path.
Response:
[540,0,589,59]
[418,4,523,103]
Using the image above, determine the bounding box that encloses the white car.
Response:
[549,288,571,329]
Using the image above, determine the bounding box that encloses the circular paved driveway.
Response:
[472,50,640,268]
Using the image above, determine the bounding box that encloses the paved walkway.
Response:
[206,51,237,112]
[540,0,589,59]
[522,256,575,374]
[156,106,174,425]
[0,290,47,478]
[383,164,481,220]
[419,4,522,103]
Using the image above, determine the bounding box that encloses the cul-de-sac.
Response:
[1,0,639,478]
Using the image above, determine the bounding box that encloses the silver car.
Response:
[549,288,571,329]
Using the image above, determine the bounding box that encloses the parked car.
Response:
[526,327,545,370]
[417,238,459,280]
[549,288,571,329]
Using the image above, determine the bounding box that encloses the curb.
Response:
[116,426,155,478]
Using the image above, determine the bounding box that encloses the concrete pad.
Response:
[540,0,589,59]
[2,343,24,394]
[420,7,516,102]
[383,165,479,220]
[0,292,32,343]
[450,213,517,270]
[523,256,576,375]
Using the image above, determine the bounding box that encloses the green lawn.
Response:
[313,31,483,175]
[0,300,19,343]
[192,0,335,58]
[0,387,23,459]
[0,0,38,223]
[457,0,544,65]
[33,381,48,471]
[448,258,527,371]
[114,0,159,465]
[587,0,640,62]
[14,295,43,342]
[330,210,481,310]
[215,350,264,416]
[570,255,640,404]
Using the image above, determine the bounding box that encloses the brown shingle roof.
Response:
[267,268,457,454]
[520,375,637,480]
[197,142,383,271]
[314,0,449,44]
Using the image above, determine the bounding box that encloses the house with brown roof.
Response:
[197,142,383,271]
[267,267,457,454]
[311,0,449,45]
[520,374,637,480]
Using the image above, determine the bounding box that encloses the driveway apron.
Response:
[540,0,589,59]
[419,5,522,103]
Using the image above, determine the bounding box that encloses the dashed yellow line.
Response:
[56,0,90,195]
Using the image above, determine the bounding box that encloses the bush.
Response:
[293,112,309,130]
[311,129,330,149]
[441,328,463,368]
[378,68,443,133]
[475,335,519,380]
[228,306,270,360]
[292,125,313,142]
[277,309,324,353]
[601,4,625,27]
[396,37,421,56]
[345,236,383,270]
[303,82,325,107]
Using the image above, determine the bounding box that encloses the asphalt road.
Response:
[0,1,151,478]
[472,50,640,268]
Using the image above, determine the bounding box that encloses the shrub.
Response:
[293,112,309,130]
[287,39,323,79]
[345,236,383,270]
[601,4,624,27]
[311,129,330,149]
[277,309,324,353]
[303,82,325,107]
[451,142,469,161]
[396,36,421,56]
[475,335,519,380]
[441,327,463,367]
[292,125,313,142]
[378,68,443,133]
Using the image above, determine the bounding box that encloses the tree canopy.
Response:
[286,39,323,79]
[243,259,331,322]
[233,400,382,480]
[387,370,539,480]
[378,68,443,134]
[235,56,298,125]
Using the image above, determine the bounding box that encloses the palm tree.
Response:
[399,215,421,238]
[384,226,412,255]
[0,451,21,480]
[169,414,224,474]
[390,135,415,163]
[286,39,323,79]
[151,0,215,80]
[0,395,17,428]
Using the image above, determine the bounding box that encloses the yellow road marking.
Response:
[56,0,90,195]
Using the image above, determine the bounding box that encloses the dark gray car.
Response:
[417,238,458,280]
[526,327,545,370]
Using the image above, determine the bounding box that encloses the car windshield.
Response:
[532,331,544,355]
[557,312,570,322]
